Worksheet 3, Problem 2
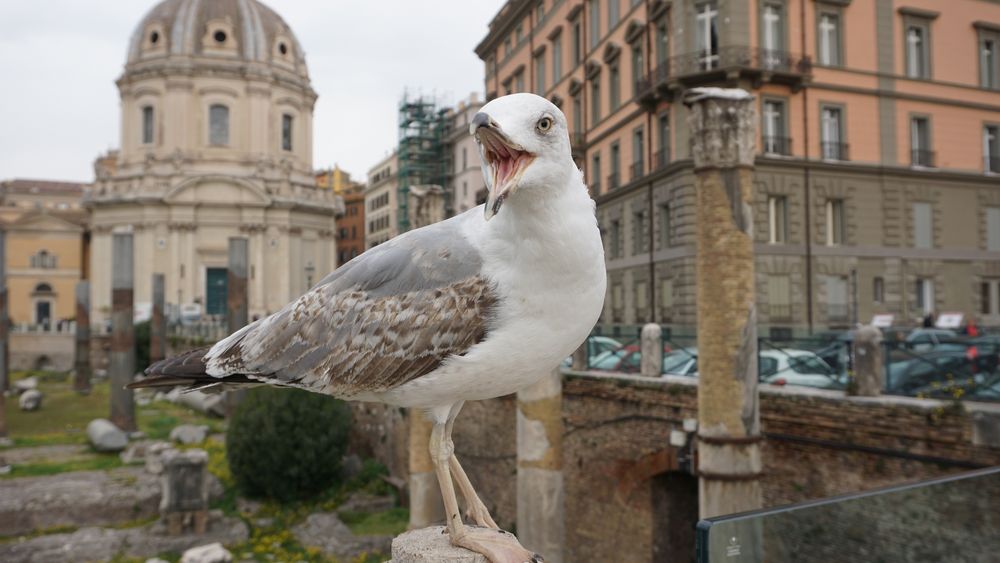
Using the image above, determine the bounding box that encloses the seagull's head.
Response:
[471,93,573,220]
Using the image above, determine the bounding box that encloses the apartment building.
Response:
[365,152,399,249]
[477,0,1000,336]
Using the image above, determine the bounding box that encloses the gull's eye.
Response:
[536,117,553,133]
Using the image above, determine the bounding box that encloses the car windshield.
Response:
[788,355,833,375]
[663,351,695,374]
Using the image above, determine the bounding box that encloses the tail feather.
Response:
[127,346,257,391]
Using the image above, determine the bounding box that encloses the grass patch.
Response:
[338,507,409,537]
[1,454,124,479]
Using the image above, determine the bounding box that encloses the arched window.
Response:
[282,114,294,151]
[142,106,154,144]
[33,282,54,294]
[209,104,230,146]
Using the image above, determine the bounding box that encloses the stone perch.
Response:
[390,526,493,562]
[851,325,884,396]
[640,323,663,378]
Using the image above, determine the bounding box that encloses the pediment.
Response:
[8,211,84,233]
[164,176,271,207]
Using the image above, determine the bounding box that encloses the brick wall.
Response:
[352,372,1000,561]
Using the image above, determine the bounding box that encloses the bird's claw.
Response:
[451,524,542,563]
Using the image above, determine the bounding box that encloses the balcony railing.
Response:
[989,155,1000,174]
[911,149,936,168]
[762,136,792,156]
[637,62,671,104]
[820,141,850,161]
[630,160,645,181]
[607,173,620,191]
[671,47,812,79]
[655,148,670,170]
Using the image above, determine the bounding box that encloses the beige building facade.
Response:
[478,0,1000,336]
[365,152,399,249]
[88,0,342,325]
[444,94,489,214]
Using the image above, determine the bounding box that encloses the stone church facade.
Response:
[88,0,342,326]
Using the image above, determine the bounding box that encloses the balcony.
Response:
[590,180,601,194]
[655,148,670,170]
[762,136,792,157]
[630,160,645,181]
[670,47,811,88]
[911,149,936,168]
[607,173,620,191]
[636,62,671,107]
[820,142,849,161]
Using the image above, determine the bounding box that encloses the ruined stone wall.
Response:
[354,372,1000,562]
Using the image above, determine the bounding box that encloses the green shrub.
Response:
[226,387,352,501]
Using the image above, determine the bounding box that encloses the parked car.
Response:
[886,350,984,395]
[589,342,673,373]
[561,336,623,368]
[660,347,842,389]
[759,349,845,389]
[904,328,959,352]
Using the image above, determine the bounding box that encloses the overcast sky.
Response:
[0,0,504,184]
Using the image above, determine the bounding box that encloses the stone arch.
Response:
[163,175,271,207]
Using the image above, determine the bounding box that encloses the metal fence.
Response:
[567,328,1000,402]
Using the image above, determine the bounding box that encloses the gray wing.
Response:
[203,212,496,397]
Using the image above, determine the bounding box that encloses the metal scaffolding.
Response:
[397,94,448,232]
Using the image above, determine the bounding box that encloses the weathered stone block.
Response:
[87,418,128,452]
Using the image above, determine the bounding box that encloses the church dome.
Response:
[125,0,309,80]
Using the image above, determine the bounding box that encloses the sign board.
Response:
[935,312,964,329]
[871,314,894,328]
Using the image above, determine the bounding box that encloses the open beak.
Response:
[471,112,535,220]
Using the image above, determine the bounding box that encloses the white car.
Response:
[561,336,623,368]
[661,347,843,389]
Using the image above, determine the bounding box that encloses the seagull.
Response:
[130,93,606,562]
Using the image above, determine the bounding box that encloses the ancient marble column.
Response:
[74,280,92,394]
[684,87,763,519]
[517,369,564,562]
[109,233,137,432]
[408,410,444,528]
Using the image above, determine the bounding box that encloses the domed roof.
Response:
[126,0,308,79]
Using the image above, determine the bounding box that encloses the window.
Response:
[768,275,792,320]
[660,278,674,319]
[609,218,620,258]
[761,3,784,63]
[905,22,930,79]
[824,275,849,322]
[573,94,583,134]
[915,278,934,315]
[912,202,932,249]
[817,12,841,66]
[536,0,545,22]
[825,199,844,246]
[609,64,620,110]
[982,280,1000,317]
[572,20,583,65]
[209,104,229,146]
[631,44,643,96]
[589,0,601,49]
[504,37,512,57]
[610,142,620,189]
[515,71,525,92]
[462,147,467,170]
[30,249,57,269]
[633,211,647,253]
[659,203,671,248]
[768,195,788,244]
[762,100,787,155]
[612,283,624,318]
[632,127,644,179]
[982,34,998,89]
[590,76,601,125]
[142,106,154,145]
[985,125,1000,173]
[552,35,563,82]
[608,0,619,29]
[535,52,547,94]
[987,207,1000,251]
[696,3,719,70]
[655,20,669,66]
[636,281,648,321]
[516,24,523,44]
[657,113,670,167]
[910,116,932,167]
[591,153,602,192]
[821,106,845,160]
[281,114,294,151]
[873,277,885,304]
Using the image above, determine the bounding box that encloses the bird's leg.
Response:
[430,417,541,563]
[444,412,499,529]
